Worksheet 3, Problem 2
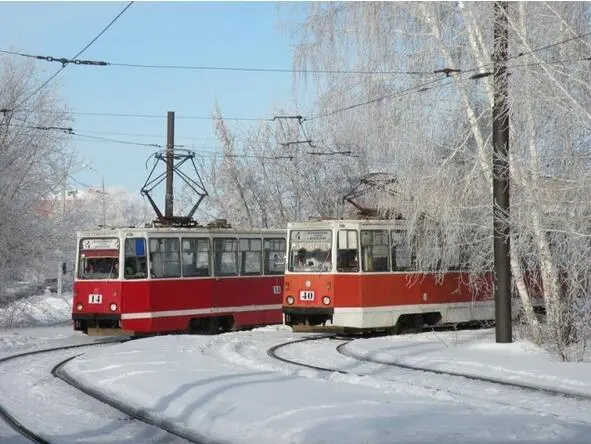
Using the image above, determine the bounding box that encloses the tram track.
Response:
[52,357,211,444]
[0,339,206,444]
[267,335,591,424]
[335,340,591,401]
[0,340,124,444]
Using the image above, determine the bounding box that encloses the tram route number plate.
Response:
[88,294,103,304]
[299,290,315,301]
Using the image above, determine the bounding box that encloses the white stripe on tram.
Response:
[121,304,282,320]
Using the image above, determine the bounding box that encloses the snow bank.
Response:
[0,291,72,329]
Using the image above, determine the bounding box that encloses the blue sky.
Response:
[0,1,309,199]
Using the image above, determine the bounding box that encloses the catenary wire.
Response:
[13,2,134,109]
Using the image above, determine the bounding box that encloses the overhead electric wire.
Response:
[0,48,437,76]
[32,110,273,121]
[302,29,591,122]
[2,121,334,159]
[1,25,589,124]
[304,75,450,121]
[3,23,590,152]
[459,29,591,77]
[14,1,134,109]
[68,128,274,144]
[72,132,185,149]
[2,26,590,81]
[109,62,435,76]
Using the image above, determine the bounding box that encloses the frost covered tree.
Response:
[0,56,74,290]
[287,1,591,357]
[201,104,365,228]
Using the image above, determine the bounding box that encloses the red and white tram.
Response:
[72,225,286,336]
[282,219,496,333]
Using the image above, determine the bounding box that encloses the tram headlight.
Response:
[76,303,83,311]
[322,296,331,305]
[109,303,118,312]
[286,296,295,305]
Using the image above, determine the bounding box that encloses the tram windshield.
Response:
[77,238,120,280]
[288,230,332,272]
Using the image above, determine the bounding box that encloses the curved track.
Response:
[0,341,121,444]
[269,335,591,401]
[52,357,208,444]
[0,339,204,444]
[335,340,591,401]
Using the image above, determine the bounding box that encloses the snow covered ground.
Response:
[1,292,591,443]
[343,329,591,397]
[0,291,80,358]
[61,327,591,444]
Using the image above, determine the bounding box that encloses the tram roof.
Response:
[287,219,406,230]
[77,225,286,238]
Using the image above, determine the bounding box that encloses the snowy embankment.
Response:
[0,291,72,329]
[62,328,591,444]
[0,291,74,355]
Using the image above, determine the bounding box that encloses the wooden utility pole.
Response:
[165,111,175,220]
[492,1,512,343]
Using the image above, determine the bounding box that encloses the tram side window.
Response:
[213,238,238,276]
[181,238,210,277]
[149,238,181,278]
[124,238,148,279]
[361,230,389,272]
[337,230,359,272]
[264,238,286,275]
[240,238,262,275]
[391,230,413,271]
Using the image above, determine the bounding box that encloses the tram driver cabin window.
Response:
[149,238,181,278]
[77,238,120,280]
[124,238,148,279]
[289,230,332,272]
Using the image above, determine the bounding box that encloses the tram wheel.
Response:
[206,317,220,335]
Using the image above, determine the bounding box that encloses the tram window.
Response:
[264,238,286,275]
[77,238,120,280]
[413,232,442,271]
[391,230,412,271]
[239,238,262,275]
[337,230,359,272]
[360,230,389,272]
[289,230,332,273]
[124,238,148,279]
[181,238,210,277]
[213,238,238,276]
[149,238,181,278]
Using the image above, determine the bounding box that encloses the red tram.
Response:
[282,219,502,333]
[72,225,286,336]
